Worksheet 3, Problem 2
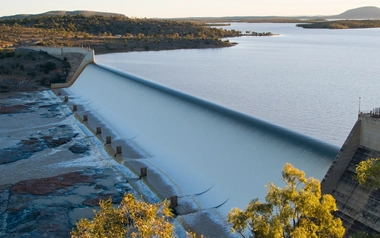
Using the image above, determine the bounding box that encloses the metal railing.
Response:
[372,107,380,118]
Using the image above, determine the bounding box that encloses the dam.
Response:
[322,111,380,236]
[61,62,339,216]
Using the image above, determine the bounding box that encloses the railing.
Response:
[372,107,380,118]
[360,108,380,118]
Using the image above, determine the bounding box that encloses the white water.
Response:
[66,64,336,215]
[96,23,380,147]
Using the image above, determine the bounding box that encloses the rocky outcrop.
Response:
[0,91,133,237]
[0,169,131,238]
[0,124,81,165]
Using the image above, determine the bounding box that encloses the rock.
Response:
[7,194,33,212]
[10,172,96,195]
[6,210,40,234]
[82,193,115,206]
[0,125,79,165]
[69,207,96,227]
[0,184,11,214]
[0,105,30,114]
[69,143,90,154]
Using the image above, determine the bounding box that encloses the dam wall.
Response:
[322,113,380,236]
[65,63,338,215]
[22,46,91,57]
[360,114,380,151]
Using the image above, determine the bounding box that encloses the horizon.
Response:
[1,1,380,18]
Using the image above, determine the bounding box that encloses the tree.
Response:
[228,163,345,238]
[71,193,175,238]
[356,158,380,190]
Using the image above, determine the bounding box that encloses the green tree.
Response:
[356,158,380,190]
[71,193,175,238]
[228,163,345,238]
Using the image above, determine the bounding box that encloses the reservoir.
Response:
[97,23,380,147]
[66,23,380,216]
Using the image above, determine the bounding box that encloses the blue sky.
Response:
[1,0,380,18]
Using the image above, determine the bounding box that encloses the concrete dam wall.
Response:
[65,63,339,215]
[322,113,380,236]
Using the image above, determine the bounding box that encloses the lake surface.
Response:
[97,23,380,146]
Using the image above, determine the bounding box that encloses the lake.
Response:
[97,23,380,147]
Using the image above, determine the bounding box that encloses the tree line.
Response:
[297,20,380,29]
[0,14,242,50]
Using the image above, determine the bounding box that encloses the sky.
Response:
[1,0,380,18]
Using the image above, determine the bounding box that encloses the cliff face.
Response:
[322,113,380,236]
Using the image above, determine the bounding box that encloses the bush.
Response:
[71,193,175,238]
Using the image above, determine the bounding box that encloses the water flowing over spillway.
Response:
[66,64,339,215]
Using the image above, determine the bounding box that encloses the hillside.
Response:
[167,6,380,23]
[0,48,70,92]
[0,10,125,20]
[0,13,243,53]
[335,6,380,19]
[297,19,380,29]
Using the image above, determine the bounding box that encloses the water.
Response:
[96,23,380,147]
[66,64,337,215]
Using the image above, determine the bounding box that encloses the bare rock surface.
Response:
[0,91,133,238]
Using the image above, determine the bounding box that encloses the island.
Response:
[297,20,380,29]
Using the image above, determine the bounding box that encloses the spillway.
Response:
[66,63,339,215]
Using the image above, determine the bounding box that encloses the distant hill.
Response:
[333,6,380,19]
[2,6,380,22]
[0,10,125,20]
[166,6,380,23]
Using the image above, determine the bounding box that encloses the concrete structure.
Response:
[322,110,380,236]
[22,46,91,57]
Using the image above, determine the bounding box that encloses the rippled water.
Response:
[97,23,380,146]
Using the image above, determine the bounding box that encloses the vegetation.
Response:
[356,158,380,190]
[352,158,380,237]
[172,16,322,24]
[0,14,241,38]
[244,18,318,23]
[71,193,174,238]
[0,48,70,91]
[297,20,380,29]
[0,14,242,53]
[228,163,345,238]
